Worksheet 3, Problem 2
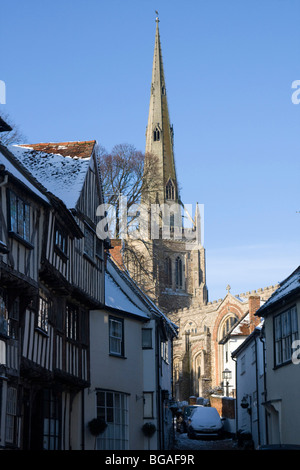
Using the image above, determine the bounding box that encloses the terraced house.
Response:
[0,136,106,449]
[0,119,176,450]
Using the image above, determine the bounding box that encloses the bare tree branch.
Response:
[0,112,26,145]
[98,143,159,238]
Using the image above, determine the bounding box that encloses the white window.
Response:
[5,387,17,444]
[109,317,124,356]
[161,341,169,364]
[274,306,298,366]
[96,391,129,450]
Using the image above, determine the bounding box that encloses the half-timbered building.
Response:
[0,138,106,449]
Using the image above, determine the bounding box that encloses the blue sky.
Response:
[1,0,300,301]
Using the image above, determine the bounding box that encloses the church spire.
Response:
[144,15,178,206]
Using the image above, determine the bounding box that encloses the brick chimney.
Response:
[109,239,125,270]
[248,295,261,332]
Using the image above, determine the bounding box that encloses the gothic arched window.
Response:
[153,127,160,142]
[166,178,175,200]
[165,257,172,287]
[175,256,183,289]
[221,316,238,339]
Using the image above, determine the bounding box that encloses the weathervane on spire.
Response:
[155,10,159,22]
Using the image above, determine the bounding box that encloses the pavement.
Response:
[173,432,239,451]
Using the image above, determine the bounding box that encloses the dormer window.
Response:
[153,127,160,142]
[166,178,175,200]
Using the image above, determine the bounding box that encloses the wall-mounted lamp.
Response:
[222,368,232,396]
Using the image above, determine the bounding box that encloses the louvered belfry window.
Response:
[166,179,175,200]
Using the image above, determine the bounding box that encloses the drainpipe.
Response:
[81,390,85,450]
[259,327,269,445]
[232,356,238,436]
[255,335,260,446]
[155,321,162,450]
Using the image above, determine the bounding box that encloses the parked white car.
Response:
[187,406,224,439]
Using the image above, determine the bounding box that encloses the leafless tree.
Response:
[98,143,159,238]
[0,112,26,145]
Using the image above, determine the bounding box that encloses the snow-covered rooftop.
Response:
[9,141,95,209]
[105,271,149,319]
[0,148,49,203]
[257,266,300,316]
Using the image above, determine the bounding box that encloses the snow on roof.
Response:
[231,314,248,335]
[257,266,300,316]
[105,271,149,319]
[0,148,49,203]
[9,142,95,209]
[107,253,178,335]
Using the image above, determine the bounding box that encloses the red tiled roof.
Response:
[19,140,96,159]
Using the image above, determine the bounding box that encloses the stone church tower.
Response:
[123,15,208,313]
[112,16,279,403]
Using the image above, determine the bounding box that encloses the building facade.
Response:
[232,324,267,448]
[85,256,177,451]
[0,139,105,449]
[121,17,279,403]
[255,266,300,446]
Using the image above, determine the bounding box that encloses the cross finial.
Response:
[155,10,159,22]
[226,284,231,294]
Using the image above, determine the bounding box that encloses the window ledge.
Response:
[35,327,49,338]
[0,241,9,254]
[8,231,34,250]
[83,252,97,266]
[54,245,68,262]
[109,353,127,359]
[273,359,293,370]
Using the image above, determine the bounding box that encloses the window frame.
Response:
[84,223,95,262]
[143,392,154,419]
[153,127,160,142]
[54,222,68,260]
[109,316,124,357]
[96,390,129,450]
[8,190,32,247]
[166,178,175,201]
[66,303,79,341]
[37,291,51,334]
[142,328,152,349]
[164,257,172,288]
[5,386,18,445]
[175,256,183,289]
[274,305,298,367]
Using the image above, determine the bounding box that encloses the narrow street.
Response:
[173,432,239,451]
